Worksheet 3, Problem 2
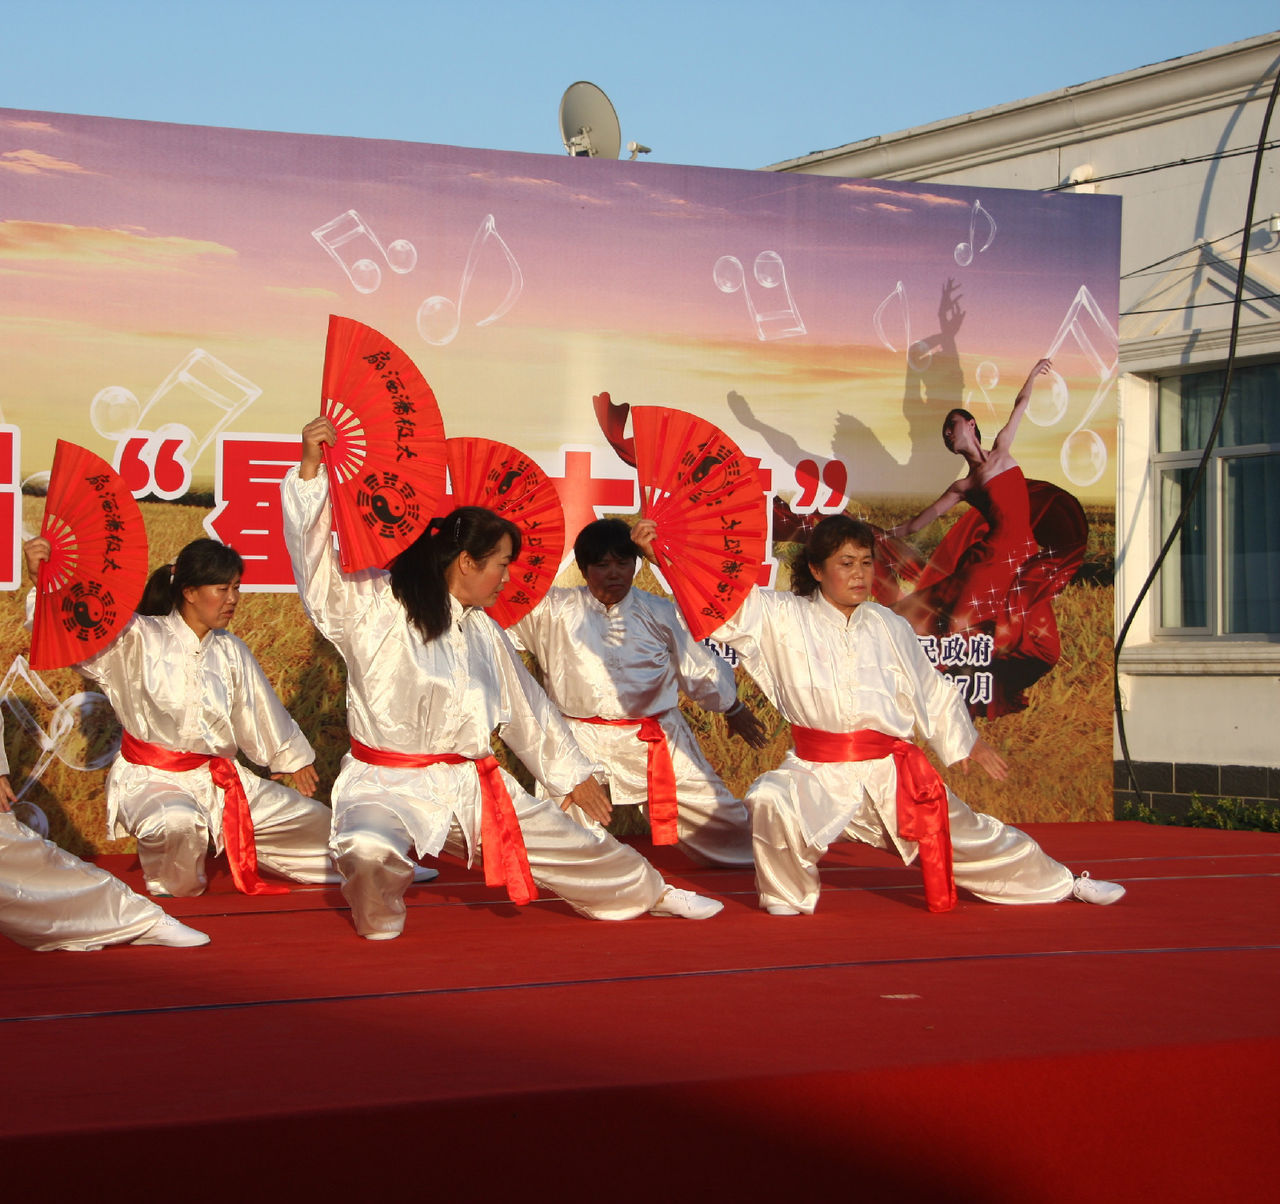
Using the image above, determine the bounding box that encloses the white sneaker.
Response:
[765,903,801,916]
[1071,871,1126,905]
[649,886,724,920]
[132,914,211,948]
[412,865,439,884]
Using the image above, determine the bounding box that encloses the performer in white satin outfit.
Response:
[23,537,340,899]
[509,518,767,866]
[0,713,209,950]
[280,417,723,940]
[633,514,1125,915]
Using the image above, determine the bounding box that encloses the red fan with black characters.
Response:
[29,441,150,671]
[631,405,767,640]
[320,315,448,572]
[445,437,565,628]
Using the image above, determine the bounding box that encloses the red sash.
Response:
[348,738,537,905]
[119,730,289,896]
[577,714,678,845]
[790,726,956,913]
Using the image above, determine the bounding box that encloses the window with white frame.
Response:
[1154,361,1280,636]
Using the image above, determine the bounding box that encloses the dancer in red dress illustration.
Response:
[886,359,1087,717]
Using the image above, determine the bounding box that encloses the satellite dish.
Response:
[558,81,622,159]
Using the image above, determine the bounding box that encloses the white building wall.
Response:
[770,33,1280,806]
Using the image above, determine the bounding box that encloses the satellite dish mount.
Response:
[559,81,648,160]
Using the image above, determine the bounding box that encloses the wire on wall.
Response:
[1113,62,1280,806]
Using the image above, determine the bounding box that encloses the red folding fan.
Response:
[29,441,150,671]
[445,437,565,628]
[631,405,767,640]
[320,315,448,572]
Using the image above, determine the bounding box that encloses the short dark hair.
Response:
[790,515,876,598]
[137,539,244,615]
[573,518,640,574]
[390,506,521,642]
[945,407,981,444]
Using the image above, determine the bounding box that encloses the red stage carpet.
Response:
[2,822,1276,1202]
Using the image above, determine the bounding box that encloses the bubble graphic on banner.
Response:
[90,386,142,439]
[1026,368,1070,427]
[1061,429,1108,487]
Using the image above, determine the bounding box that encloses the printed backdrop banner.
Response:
[0,108,1121,851]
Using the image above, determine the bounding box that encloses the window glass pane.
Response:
[1159,467,1207,628]
[1158,363,1280,453]
[1224,453,1280,634]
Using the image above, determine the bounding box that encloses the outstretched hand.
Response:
[564,775,612,826]
[1017,358,1053,400]
[299,416,337,480]
[960,736,1009,781]
[273,763,319,797]
[726,702,769,749]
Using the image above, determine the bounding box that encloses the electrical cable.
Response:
[1113,63,1280,807]
[1044,139,1279,192]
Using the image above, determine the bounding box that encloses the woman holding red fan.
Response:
[632,514,1124,917]
[281,417,723,940]
[23,536,342,900]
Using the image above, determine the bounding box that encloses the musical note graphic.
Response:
[0,655,121,834]
[416,214,524,346]
[963,360,1001,421]
[311,209,418,295]
[92,350,262,498]
[871,281,934,371]
[1031,285,1119,487]
[713,251,806,341]
[954,199,997,267]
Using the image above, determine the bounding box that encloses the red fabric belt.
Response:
[577,714,678,845]
[119,730,289,896]
[348,738,537,905]
[790,725,956,913]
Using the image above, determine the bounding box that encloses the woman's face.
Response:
[942,411,978,454]
[454,534,514,608]
[180,578,241,638]
[810,540,874,617]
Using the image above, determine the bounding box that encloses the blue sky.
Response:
[2,1,1277,170]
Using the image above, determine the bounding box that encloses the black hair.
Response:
[137,538,244,615]
[390,506,521,642]
[573,518,640,574]
[945,407,981,444]
[789,515,876,598]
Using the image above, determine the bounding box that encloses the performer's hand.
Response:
[299,416,337,480]
[630,519,658,564]
[963,736,1009,781]
[273,763,319,796]
[23,537,51,578]
[726,702,769,749]
[1017,358,1053,400]
[564,776,612,825]
[0,775,14,812]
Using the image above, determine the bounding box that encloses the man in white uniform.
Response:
[509,518,767,865]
